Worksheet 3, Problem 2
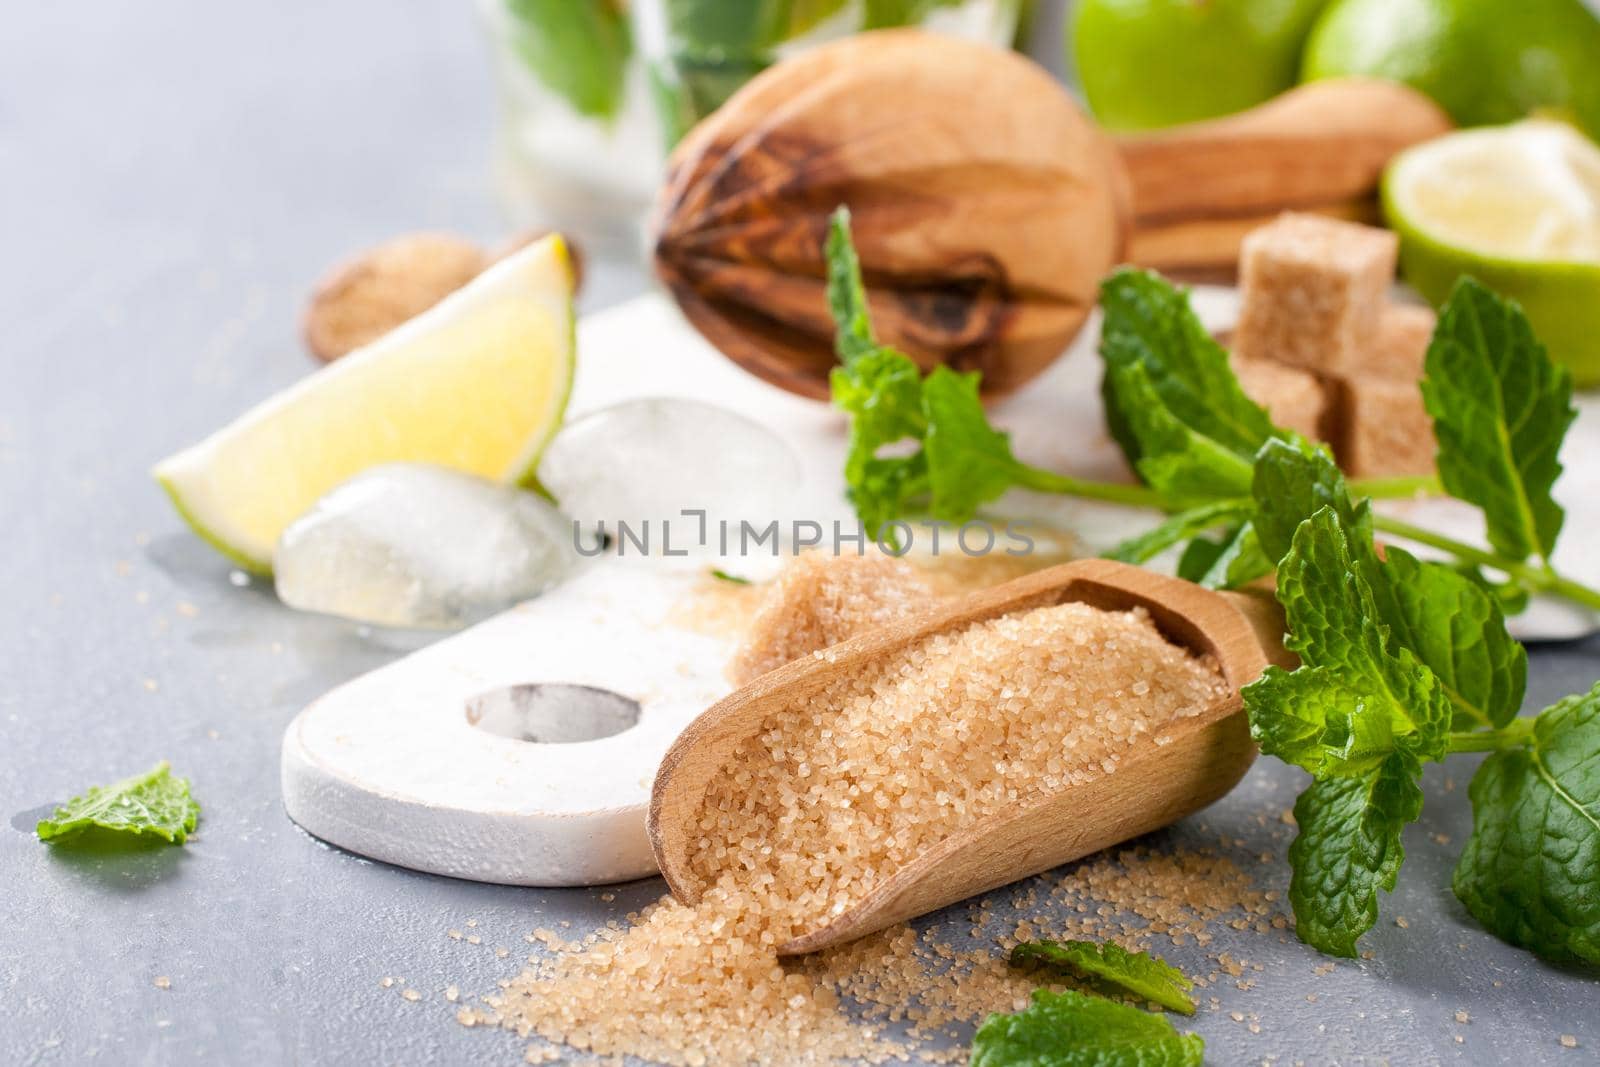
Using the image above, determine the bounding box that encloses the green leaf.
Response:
[1113,362,1258,503]
[1010,940,1195,1015]
[1250,437,1361,567]
[1454,685,1600,965]
[1175,530,1229,583]
[1098,268,1281,493]
[709,568,751,585]
[1105,500,1251,565]
[970,989,1204,1067]
[505,0,633,121]
[1288,753,1424,958]
[826,207,878,366]
[1379,549,1526,731]
[1193,521,1271,590]
[37,762,200,845]
[863,0,965,28]
[1421,277,1576,562]
[1250,440,1524,732]
[830,349,928,539]
[1263,510,1452,766]
[921,367,1032,521]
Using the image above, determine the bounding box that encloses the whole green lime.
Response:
[1302,0,1600,140]
[1072,0,1329,131]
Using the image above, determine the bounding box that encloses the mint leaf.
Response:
[1249,438,1525,732]
[1421,277,1576,562]
[1288,753,1424,958]
[1250,438,1360,567]
[37,762,200,845]
[970,989,1203,1067]
[505,0,633,121]
[1263,509,1452,768]
[1107,500,1251,566]
[1109,360,1258,502]
[1010,940,1195,1015]
[710,568,751,585]
[826,206,879,366]
[1454,685,1600,965]
[921,367,1033,521]
[1099,269,1281,497]
[1193,521,1271,590]
[1379,548,1526,731]
[831,348,929,538]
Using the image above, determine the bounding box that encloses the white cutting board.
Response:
[282,286,1600,888]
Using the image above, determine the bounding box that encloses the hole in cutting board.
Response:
[465,683,642,743]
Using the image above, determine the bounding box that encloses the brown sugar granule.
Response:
[477,600,1229,1064]
[1561,1034,1579,1048]
[725,553,935,684]
[152,976,171,990]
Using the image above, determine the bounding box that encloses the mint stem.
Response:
[1352,475,1442,500]
[1012,466,1172,510]
[1448,717,1535,753]
[1372,515,1600,613]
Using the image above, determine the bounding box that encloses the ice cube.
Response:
[537,398,801,557]
[274,464,577,629]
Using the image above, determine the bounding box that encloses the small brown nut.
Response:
[651,30,1130,400]
[303,233,488,362]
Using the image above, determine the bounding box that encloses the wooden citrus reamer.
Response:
[648,558,1291,956]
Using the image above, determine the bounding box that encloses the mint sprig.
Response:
[825,210,1600,966]
[824,209,1158,543]
[37,762,200,845]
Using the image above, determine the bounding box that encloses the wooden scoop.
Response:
[647,559,1286,956]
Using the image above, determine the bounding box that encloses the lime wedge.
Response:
[154,235,576,575]
[1382,119,1600,385]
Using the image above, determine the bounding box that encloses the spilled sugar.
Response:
[470,557,1233,1064]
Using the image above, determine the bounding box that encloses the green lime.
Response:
[1071,0,1329,132]
[1382,120,1600,386]
[1303,0,1600,141]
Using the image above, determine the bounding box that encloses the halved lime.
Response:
[154,235,576,575]
[1382,120,1600,385]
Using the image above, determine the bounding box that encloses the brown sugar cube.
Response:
[1352,302,1436,380]
[1333,376,1435,478]
[1233,213,1398,375]
[1231,355,1329,440]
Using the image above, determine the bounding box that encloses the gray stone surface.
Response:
[2,3,1597,1065]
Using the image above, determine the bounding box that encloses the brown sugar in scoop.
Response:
[651,559,1280,956]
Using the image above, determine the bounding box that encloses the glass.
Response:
[479,0,1025,250]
